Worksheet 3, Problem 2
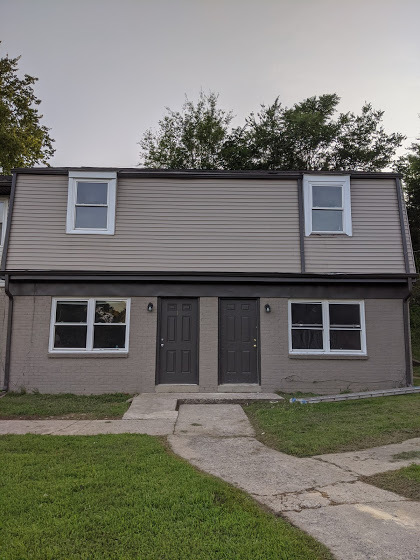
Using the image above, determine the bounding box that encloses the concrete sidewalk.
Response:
[0,418,175,435]
[169,404,420,560]
[1,396,420,559]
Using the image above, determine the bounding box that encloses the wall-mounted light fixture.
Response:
[147,302,154,312]
[264,304,271,313]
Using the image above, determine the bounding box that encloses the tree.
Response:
[223,95,405,171]
[398,132,420,257]
[139,91,233,169]
[140,92,405,172]
[0,45,55,174]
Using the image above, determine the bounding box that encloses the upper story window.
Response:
[0,197,9,249]
[66,171,117,235]
[303,175,352,236]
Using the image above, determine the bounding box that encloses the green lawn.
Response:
[0,393,132,419]
[0,435,332,560]
[413,365,420,386]
[363,464,420,501]
[244,393,420,457]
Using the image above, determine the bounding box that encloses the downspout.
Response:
[2,274,13,392]
[297,176,306,273]
[396,176,415,386]
[403,278,413,386]
[1,172,17,392]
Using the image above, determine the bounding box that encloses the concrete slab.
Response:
[0,419,175,436]
[174,404,255,437]
[315,437,420,476]
[316,481,407,505]
[176,392,282,403]
[58,419,175,436]
[122,395,178,419]
[286,501,420,560]
[0,420,76,435]
[123,392,282,420]
[261,490,331,513]
[256,481,407,513]
[168,435,356,500]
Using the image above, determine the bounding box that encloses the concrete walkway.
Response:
[1,396,420,559]
[0,392,282,436]
[169,404,420,560]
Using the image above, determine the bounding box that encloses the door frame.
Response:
[218,297,261,386]
[155,296,200,385]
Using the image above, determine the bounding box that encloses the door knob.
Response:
[253,344,257,348]
[160,343,164,347]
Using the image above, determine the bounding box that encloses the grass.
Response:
[244,393,420,457]
[392,450,420,461]
[363,465,420,501]
[0,434,333,560]
[0,392,133,419]
[413,365,420,386]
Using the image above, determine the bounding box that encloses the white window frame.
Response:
[303,175,352,236]
[288,300,366,355]
[0,196,9,249]
[49,297,131,353]
[66,171,117,235]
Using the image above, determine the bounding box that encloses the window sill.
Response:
[289,353,368,360]
[66,230,115,235]
[48,352,129,358]
[307,232,350,237]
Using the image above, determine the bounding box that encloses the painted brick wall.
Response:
[7,295,408,394]
[0,288,9,389]
[9,296,157,394]
[198,297,218,391]
[260,298,407,394]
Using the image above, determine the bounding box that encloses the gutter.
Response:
[403,278,414,386]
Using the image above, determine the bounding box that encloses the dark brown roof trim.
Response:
[11,167,403,180]
[4,271,416,283]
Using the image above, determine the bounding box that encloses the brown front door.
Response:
[219,299,259,384]
[157,298,199,385]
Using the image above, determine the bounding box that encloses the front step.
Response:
[291,386,420,404]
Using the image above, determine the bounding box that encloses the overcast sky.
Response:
[1,0,419,168]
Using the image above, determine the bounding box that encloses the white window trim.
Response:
[303,175,352,236]
[66,171,117,235]
[288,299,366,356]
[0,196,9,249]
[49,297,131,353]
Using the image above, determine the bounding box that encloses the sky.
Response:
[1,0,419,168]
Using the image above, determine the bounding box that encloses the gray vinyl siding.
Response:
[305,179,411,273]
[6,174,413,273]
[6,175,301,272]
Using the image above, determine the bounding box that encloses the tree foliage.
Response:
[140,91,404,172]
[398,132,420,256]
[0,45,55,174]
[140,91,233,169]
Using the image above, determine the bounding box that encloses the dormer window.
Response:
[66,171,117,235]
[303,175,352,236]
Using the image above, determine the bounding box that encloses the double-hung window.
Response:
[49,298,130,353]
[66,171,117,234]
[303,175,352,235]
[289,300,366,355]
